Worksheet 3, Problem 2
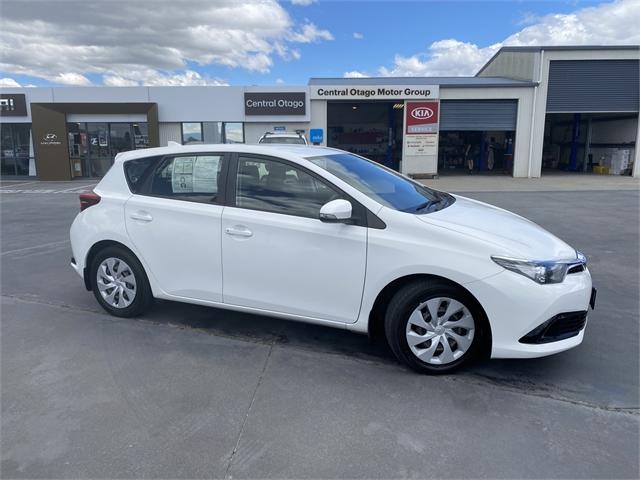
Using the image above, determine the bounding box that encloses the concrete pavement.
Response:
[1,182,638,478]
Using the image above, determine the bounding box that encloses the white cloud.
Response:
[288,23,334,43]
[0,77,21,87]
[52,72,92,86]
[275,78,285,84]
[344,70,369,78]
[0,0,332,85]
[353,32,364,40]
[104,69,228,87]
[374,0,640,77]
[290,0,315,5]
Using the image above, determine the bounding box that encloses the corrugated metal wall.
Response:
[159,122,182,146]
[440,100,518,131]
[546,60,640,112]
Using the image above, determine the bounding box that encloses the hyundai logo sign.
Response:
[40,132,62,146]
[410,107,434,120]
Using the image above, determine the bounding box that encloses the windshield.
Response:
[307,153,452,213]
[260,136,306,145]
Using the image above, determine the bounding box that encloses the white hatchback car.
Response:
[70,144,595,373]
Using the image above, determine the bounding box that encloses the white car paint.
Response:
[70,144,592,359]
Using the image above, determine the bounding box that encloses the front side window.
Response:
[236,156,340,218]
[149,154,223,203]
[307,153,452,213]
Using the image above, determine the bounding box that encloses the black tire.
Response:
[90,246,153,317]
[384,279,485,374]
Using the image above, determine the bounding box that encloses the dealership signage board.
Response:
[0,93,27,116]
[404,101,440,156]
[310,85,438,100]
[244,92,306,116]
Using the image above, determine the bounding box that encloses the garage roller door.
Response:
[440,100,517,131]
[547,60,640,113]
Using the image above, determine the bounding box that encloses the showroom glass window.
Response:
[66,122,150,178]
[1,123,31,176]
[235,156,338,218]
[149,154,224,203]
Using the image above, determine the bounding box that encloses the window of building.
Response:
[224,123,244,143]
[149,154,224,203]
[182,123,203,144]
[235,156,339,218]
[1,123,32,176]
[182,122,244,145]
[66,122,150,177]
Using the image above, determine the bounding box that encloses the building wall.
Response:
[528,49,640,178]
[159,122,182,146]
[477,50,540,81]
[309,100,327,146]
[590,117,638,144]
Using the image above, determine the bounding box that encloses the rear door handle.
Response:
[129,211,153,222]
[225,226,253,238]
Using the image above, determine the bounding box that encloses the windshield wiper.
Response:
[414,201,432,212]
[415,193,449,213]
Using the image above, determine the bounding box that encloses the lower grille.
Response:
[519,311,588,344]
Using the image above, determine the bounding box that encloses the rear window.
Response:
[123,156,159,193]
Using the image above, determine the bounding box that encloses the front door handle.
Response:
[129,211,153,222]
[225,226,253,238]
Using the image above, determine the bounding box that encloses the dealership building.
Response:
[1,45,638,180]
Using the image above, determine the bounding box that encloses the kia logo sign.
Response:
[410,107,434,120]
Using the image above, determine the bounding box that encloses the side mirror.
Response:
[319,199,352,223]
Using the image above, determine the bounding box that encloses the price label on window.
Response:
[171,156,219,193]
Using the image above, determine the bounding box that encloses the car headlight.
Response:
[491,252,585,284]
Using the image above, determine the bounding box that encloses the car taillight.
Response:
[79,191,101,211]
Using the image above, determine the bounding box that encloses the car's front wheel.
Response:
[384,279,485,374]
[90,246,153,317]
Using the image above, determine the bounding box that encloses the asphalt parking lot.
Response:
[1,179,639,479]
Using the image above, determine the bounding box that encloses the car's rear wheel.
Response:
[90,246,152,317]
[384,279,484,374]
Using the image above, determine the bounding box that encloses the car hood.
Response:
[417,195,577,260]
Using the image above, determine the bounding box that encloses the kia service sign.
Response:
[406,101,439,134]
[405,101,440,156]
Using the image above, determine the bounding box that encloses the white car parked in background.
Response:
[258,131,307,145]
[70,144,595,373]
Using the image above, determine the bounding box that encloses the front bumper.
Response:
[465,268,592,359]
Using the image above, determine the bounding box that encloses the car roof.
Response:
[261,132,303,137]
[114,143,339,163]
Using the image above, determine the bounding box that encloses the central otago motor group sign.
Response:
[405,101,440,156]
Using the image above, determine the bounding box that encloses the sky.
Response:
[0,0,639,88]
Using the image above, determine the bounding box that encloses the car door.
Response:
[124,152,228,302]
[221,154,367,323]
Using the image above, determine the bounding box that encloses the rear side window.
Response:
[148,154,224,204]
[123,156,159,193]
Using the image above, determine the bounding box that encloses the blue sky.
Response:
[251,0,588,84]
[0,0,637,87]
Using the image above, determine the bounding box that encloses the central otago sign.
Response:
[310,85,438,100]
